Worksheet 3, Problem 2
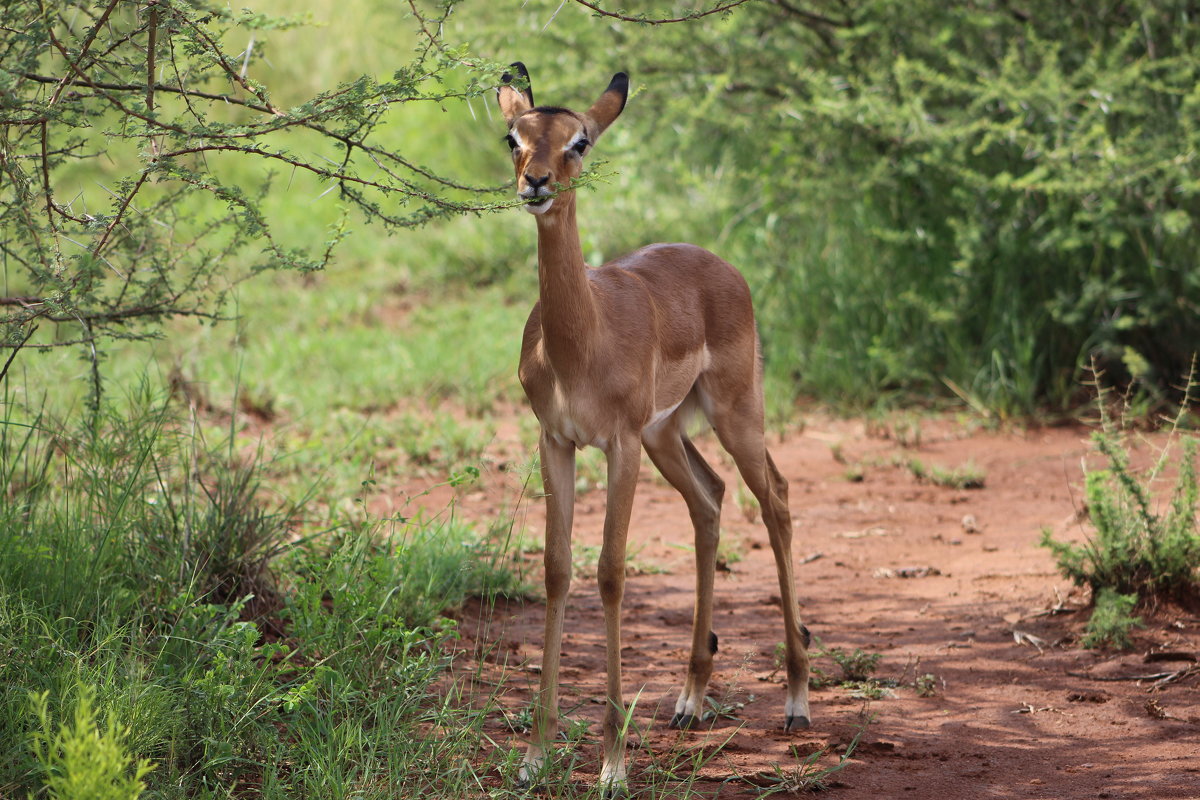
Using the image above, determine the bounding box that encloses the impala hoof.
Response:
[601,782,629,799]
[669,711,695,729]
[785,714,811,732]
[669,711,710,729]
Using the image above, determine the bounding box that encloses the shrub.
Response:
[823,645,884,683]
[29,686,155,800]
[1042,432,1199,609]
[1080,588,1144,650]
[468,1,1200,412]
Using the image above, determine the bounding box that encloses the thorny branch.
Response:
[1,0,516,381]
[569,0,755,24]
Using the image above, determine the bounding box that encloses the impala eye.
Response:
[504,133,518,151]
[571,138,589,155]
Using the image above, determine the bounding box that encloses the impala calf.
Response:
[496,63,811,794]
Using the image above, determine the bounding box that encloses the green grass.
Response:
[0,388,528,799]
[907,458,987,490]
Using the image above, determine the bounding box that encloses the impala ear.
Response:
[497,61,535,124]
[584,71,629,140]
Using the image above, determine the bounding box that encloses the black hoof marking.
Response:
[799,624,811,649]
[672,714,700,734]
[669,712,701,730]
[602,784,629,800]
[785,714,811,732]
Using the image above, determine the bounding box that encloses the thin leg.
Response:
[710,403,811,731]
[642,414,725,729]
[519,432,576,785]
[597,431,641,793]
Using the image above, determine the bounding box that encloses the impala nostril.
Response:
[524,173,550,190]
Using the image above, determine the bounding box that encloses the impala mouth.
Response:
[521,193,554,214]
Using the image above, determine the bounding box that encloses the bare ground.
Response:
[414,414,1200,798]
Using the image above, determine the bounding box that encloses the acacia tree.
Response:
[0,0,513,404]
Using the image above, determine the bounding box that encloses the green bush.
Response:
[0,388,519,798]
[1080,588,1144,650]
[30,686,155,800]
[1042,431,1200,644]
[464,0,1200,413]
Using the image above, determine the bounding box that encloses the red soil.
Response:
[428,415,1200,798]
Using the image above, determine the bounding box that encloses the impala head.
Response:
[496,62,629,216]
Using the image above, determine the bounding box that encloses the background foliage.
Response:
[2,1,1199,796]
[5,0,1198,415]
[457,0,1200,414]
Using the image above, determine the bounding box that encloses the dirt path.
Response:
[430,415,1200,798]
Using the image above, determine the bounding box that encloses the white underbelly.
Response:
[644,397,684,429]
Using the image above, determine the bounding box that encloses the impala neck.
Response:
[535,193,599,363]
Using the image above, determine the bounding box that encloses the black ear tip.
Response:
[501,62,534,105]
[607,72,630,112]
[501,61,527,85]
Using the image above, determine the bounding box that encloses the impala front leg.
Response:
[520,432,576,786]
[597,432,641,795]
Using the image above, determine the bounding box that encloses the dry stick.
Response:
[1153,664,1200,689]
[92,171,150,260]
[42,24,193,139]
[406,0,452,63]
[1065,668,1193,684]
[158,143,512,213]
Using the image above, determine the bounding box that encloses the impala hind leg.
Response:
[520,433,576,786]
[710,407,811,732]
[642,411,726,730]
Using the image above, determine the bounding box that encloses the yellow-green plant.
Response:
[29,686,155,800]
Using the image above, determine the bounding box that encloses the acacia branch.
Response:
[145,1,158,125]
[569,0,755,24]
[158,143,512,213]
[769,0,849,28]
[19,72,274,114]
[0,324,37,383]
[39,121,54,231]
[47,0,121,105]
[92,170,150,258]
[169,5,283,116]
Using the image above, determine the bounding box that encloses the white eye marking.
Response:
[510,128,525,149]
[563,133,589,153]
